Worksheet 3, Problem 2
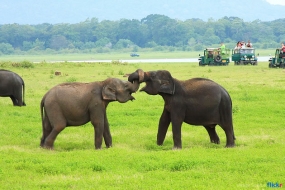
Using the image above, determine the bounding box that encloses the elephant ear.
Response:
[102,85,116,101]
[158,73,175,95]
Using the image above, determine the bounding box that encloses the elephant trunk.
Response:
[130,79,140,92]
[128,69,145,83]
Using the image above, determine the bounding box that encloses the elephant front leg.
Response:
[204,125,220,144]
[157,109,171,146]
[171,121,183,149]
[103,113,112,148]
[91,116,105,149]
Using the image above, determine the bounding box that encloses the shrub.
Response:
[19,60,34,68]
[0,60,34,68]
[66,77,77,82]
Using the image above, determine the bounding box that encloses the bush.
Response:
[0,60,34,68]
[19,60,34,68]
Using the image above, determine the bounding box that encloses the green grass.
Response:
[0,60,284,189]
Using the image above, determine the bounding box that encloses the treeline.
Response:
[0,14,285,54]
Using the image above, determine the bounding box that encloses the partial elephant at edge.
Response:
[0,69,26,106]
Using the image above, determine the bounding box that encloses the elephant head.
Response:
[102,78,140,103]
[128,69,175,95]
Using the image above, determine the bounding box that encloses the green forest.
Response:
[1,14,285,55]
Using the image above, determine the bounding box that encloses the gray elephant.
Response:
[0,69,26,106]
[128,69,235,149]
[40,78,140,150]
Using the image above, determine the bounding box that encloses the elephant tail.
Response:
[40,95,46,130]
[22,79,26,106]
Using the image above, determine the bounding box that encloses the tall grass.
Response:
[0,61,284,189]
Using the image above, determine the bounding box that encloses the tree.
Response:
[117,19,148,47]
[93,20,119,45]
[95,37,111,48]
[114,39,134,49]
[48,35,70,50]
[0,14,285,54]
[0,43,14,54]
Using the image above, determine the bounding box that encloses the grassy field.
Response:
[0,48,276,62]
[0,60,284,189]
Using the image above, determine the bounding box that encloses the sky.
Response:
[0,0,285,25]
[266,0,285,5]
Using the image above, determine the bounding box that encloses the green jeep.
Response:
[268,49,285,68]
[198,48,230,66]
[231,48,258,65]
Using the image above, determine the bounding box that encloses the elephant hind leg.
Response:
[219,102,235,147]
[43,116,66,149]
[204,125,220,144]
[225,131,235,147]
[40,116,52,147]
[219,124,235,147]
[43,126,65,149]
[10,96,19,106]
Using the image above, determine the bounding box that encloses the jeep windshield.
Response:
[240,48,254,54]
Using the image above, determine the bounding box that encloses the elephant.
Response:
[0,69,26,106]
[128,69,235,149]
[40,77,140,150]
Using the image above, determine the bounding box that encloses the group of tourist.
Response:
[234,40,252,50]
[219,40,285,55]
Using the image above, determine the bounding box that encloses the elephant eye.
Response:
[150,73,156,80]
[124,83,129,90]
[161,80,169,85]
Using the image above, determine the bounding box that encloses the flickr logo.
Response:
[267,182,283,188]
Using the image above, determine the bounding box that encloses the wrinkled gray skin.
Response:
[40,78,140,150]
[128,69,235,149]
[0,69,26,106]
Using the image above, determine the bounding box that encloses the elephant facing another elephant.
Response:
[128,69,235,149]
[40,78,140,150]
[0,69,26,106]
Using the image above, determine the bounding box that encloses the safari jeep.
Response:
[268,48,285,68]
[198,48,230,66]
[231,48,258,65]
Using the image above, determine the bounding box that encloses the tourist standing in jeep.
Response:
[246,40,252,48]
[281,43,285,54]
[219,42,226,55]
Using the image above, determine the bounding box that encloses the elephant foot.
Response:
[172,146,182,150]
[40,139,44,147]
[225,143,235,148]
[157,141,164,146]
[41,140,54,150]
[42,145,54,150]
[95,146,102,150]
[210,138,220,144]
